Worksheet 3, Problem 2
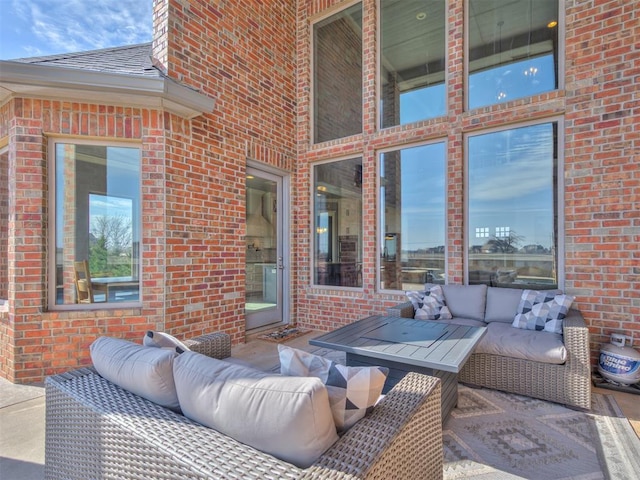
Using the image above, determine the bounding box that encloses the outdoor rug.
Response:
[443,385,640,480]
[257,327,310,343]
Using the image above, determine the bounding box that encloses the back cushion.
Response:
[442,284,488,321]
[484,287,526,323]
[173,352,338,468]
[90,336,180,410]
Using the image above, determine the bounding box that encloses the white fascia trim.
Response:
[0,61,215,119]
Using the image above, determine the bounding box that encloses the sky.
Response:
[0,0,153,60]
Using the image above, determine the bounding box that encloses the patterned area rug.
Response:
[444,385,640,479]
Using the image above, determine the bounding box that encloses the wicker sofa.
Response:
[44,332,443,480]
[388,284,591,410]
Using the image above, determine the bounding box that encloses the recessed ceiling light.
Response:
[416,12,427,21]
[547,20,558,28]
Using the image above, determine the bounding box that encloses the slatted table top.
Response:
[310,315,486,373]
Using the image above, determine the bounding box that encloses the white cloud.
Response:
[5,0,153,57]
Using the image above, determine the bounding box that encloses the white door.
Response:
[245,167,288,330]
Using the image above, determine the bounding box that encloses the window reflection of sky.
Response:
[382,142,446,252]
[468,123,555,249]
[469,55,556,109]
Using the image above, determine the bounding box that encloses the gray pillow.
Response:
[442,284,488,321]
[484,287,525,323]
[90,336,180,410]
[173,352,339,468]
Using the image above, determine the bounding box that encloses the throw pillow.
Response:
[90,336,180,410]
[278,345,389,432]
[406,284,452,321]
[173,352,338,468]
[512,289,575,334]
[143,330,190,353]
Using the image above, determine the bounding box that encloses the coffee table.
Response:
[310,315,486,419]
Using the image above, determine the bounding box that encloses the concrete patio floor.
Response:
[1,329,639,480]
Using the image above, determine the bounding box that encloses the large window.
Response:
[313,2,363,143]
[468,0,559,109]
[380,0,446,128]
[51,142,141,307]
[313,158,363,287]
[467,122,559,289]
[380,142,446,291]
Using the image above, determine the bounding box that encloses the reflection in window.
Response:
[313,2,362,143]
[380,142,446,291]
[313,158,362,287]
[467,122,558,289]
[468,0,559,109]
[53,143,141,306]
[380,0,446,128]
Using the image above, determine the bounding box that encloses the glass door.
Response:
[245,168,286,330]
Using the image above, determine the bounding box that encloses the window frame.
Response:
[310,155,364,290]
[47,136,143,310]
[377,138,449,294]
[463,117,565,290]
[310,0,364,145]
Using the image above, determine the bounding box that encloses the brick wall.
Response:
[0,0,297,382]
[154,0,297,344]
[294,0,639,366]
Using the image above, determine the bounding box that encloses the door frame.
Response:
[245,161,291,330]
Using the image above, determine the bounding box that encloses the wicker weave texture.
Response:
[45,368,442,479]
[389,298,592,410]
[184,332,231,359]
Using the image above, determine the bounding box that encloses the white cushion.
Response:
[173,352,338,468]
[90,336,180,409]
[476,322,567,364]
[143,330,190,353]
[278,345,388,432]
[512,289,574,333]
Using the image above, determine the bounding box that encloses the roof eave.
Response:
[0,61,215,119]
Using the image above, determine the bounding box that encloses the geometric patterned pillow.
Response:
[407,284,452,321]
[512,289,574,334]
[278,345,389,432]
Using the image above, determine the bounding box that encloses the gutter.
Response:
[0,61,215,119]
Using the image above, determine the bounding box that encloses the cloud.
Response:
[9,0,153,57]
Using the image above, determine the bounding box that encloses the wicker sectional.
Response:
[44,333,444,479]
[388,285,592,411]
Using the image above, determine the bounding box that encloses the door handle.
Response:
[277,256,285,270]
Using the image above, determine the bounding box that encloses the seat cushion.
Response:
[442,284,488,321]
[475,322,567,364]
[90,336,180,409]
[278,345,389,432]
[173,352,338,469]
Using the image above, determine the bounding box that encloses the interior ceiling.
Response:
[381,0,558,77]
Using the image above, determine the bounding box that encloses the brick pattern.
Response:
[294,0,639,368]
[0,0,297,382]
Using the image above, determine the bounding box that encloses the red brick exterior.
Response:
[0,0,638,382]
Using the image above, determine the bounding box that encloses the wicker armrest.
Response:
[386,300,415,318]
[562,309,590,365]
[184,332,231,359]
[302,372,443,479]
